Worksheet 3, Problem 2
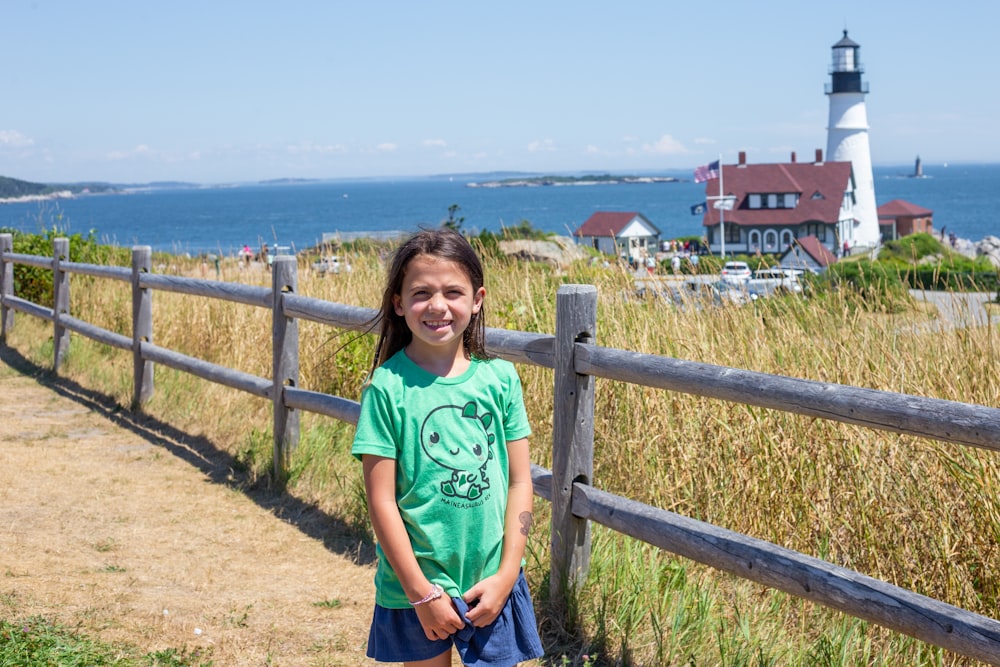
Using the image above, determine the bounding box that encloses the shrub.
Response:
[824,259,909,311]
[1,228,130,307]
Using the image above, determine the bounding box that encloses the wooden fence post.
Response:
[550,284,598,608]
[0,233,12,342]
[272,255,300,486]
[52,237,70,371]
[131,246,154,408]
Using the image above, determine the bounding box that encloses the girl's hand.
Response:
[414,595,465,641]
[462,573,514,627]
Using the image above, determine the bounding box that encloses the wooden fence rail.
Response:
[3,233,1000,663]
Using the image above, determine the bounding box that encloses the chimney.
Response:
[790,151,797,163]
[738,151,747,166]
[815,148,823,164]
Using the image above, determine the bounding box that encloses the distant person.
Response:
[690,254,699,272]
[671,255,681,275]
[351,228,544,667]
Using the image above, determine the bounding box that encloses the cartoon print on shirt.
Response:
[420,402,496,501]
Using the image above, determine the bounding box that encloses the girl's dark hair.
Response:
[370,227,491,371]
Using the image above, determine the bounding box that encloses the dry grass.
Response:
[7,249,1000,665]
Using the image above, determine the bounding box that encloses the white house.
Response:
[574,211,660,261]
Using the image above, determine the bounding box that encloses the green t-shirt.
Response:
[352,350,531,608]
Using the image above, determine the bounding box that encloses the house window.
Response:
[803,223,827,242]
[763,230,778,251]
[768,194,778,209]
[748,230,761,252]
[724,223,740,244]
[749,194,761,209]
[780,229,794,248]
[777,193,798,209]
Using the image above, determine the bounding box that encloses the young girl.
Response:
[352,228,544,667]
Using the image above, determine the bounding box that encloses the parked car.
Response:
[720,261,752,283]
[748,268,803,295]
[311,255,351,275]
[685,278,759,306]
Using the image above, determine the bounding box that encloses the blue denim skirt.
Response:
[366,571,544,667]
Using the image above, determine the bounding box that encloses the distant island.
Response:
[1,173,687,202]
[0,175,119,203]
[467,174,682,188]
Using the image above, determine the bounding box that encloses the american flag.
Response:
[694,160,720,183]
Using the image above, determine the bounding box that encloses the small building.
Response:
[573,211,660,261]
[877,199,934,240]
[778,235,839,273]
[701,150,857,257]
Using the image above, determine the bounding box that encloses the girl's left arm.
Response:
[462,436,533,627]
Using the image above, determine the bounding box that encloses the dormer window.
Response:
[748,193,799,209]
[811,191,825,200]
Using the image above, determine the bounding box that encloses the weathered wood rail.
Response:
[4,233,1000,663]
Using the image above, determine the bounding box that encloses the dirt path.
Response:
[0,348,384,666]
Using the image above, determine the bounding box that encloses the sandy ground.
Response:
[0,345,386,666]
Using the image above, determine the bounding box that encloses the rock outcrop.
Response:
[975,235,1000,269]
[498,236,590,269]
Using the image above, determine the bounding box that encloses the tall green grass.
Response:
[0,617,211,666]
[5,247,999,665]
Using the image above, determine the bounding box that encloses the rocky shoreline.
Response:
[936,235,1000,268]
[0,190,74,205]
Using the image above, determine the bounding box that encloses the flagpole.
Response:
[718,153,725,259]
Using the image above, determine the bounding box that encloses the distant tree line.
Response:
[0,176,116,199]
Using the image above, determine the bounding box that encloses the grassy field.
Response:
[4,245,1000,666]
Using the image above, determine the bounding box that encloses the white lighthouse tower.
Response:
[826,30,880,249]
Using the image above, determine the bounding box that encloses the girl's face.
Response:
[393,254,485,362]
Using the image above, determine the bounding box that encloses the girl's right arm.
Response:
[362,454,465,640]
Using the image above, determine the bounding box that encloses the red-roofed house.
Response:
[574,211,660,261]
[701,150,857,257]
[877,199,934,240]
[779,235,839,273]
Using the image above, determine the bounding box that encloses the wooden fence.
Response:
[4,233,1000,663]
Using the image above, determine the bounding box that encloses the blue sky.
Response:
[2,1,996,184]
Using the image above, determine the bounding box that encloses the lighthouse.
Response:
[826,30,880,249]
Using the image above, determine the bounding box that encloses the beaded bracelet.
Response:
[409,583,444,606]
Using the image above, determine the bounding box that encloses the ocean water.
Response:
[0,163,997,255]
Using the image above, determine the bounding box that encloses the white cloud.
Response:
[693,137,716,145]
[0,130,34,148]
[107,144,152,160]
[286,142,348,155]
[585,145,601,154]
[641,134,687,155]
[422,138,447,148]
[376,142,398,153]
[527,138,556,153]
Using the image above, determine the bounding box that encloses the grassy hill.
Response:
[0,175,117,199]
